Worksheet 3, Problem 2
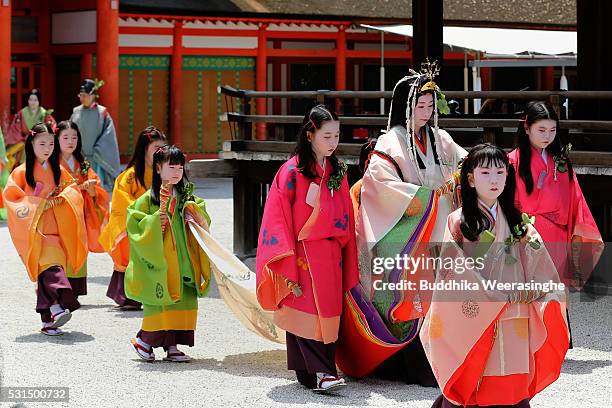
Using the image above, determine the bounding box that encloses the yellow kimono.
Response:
[99,166,152,272]
[3,162,87,281]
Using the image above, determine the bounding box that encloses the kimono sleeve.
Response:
[83,167,110,252]
[2,167,45,281]
[124,193,177,306]
[54,172,88,273]
[567,175,603,287]
[184,195,213,296]
[341,176,360,292]
[255,162,298,311]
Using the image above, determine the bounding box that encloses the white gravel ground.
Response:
[0,178,610,408]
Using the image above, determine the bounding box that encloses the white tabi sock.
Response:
[50,304,64,316]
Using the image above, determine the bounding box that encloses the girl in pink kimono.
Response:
[256,104,360,393]
[422,143,570,407]
[508,101,603,347]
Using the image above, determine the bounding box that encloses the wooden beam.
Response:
[412,0,443,68]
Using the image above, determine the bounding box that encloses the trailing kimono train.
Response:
[125,180,284,346]
[337,62,467,379]
[421,206,569,407]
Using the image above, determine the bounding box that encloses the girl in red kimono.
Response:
[256,105,359,393]
[508,101,603,347]
[58,120,110,297]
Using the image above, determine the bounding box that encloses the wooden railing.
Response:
[191,87,612,273]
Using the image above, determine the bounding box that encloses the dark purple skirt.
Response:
[36,266,81,323]
[68,277,87,297]
[286,331,337,389]
[106,270,141,307]
[432,395,531,408]
[374,335,438,387]
[137,329,194,350]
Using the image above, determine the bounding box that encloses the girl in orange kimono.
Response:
[256,105,360,393]
[508,101,603,347]
[421,144,569,408]
[99,126,167,309]
[3,123,88,336]
[58,120,110,297]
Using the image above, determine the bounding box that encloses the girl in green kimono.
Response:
[6,89,56,172]
[126,145,212,362]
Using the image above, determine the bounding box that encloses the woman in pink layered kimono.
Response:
[338,61,467,384]
[256,104,359,393]
[422,143,570,407]
[508,101,603,347]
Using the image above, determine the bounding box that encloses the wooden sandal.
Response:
[50,309,72,329]
[163,350,191,362]
[41,326,64,336]
[131,338,155,362]
[313,375,346,393]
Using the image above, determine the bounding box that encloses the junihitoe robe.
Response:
[420,205,569,406]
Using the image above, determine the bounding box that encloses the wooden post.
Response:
[412,0,443,70]
[96,0,120,131]
[170,21,184,146]
[577,0,612,119]
[255,24,268,140]
[335,25,347,113]
[81,53,93,80]
[0,0,11,133]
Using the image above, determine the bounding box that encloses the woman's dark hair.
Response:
[56,120,85,164]
[24,122,61,189]
[25,88,42,107]
[516,100,573,194]
[293,104,341,180]
[459,143,522,242]
[126,126,168,189]
[388,76,434,130]
[150,145,188,206]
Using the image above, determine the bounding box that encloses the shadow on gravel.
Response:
[15,331,95,344]
[561,358,612,375]
[133,349,291,379]
[78,304,112,310]
[87,276,111,286]
[267,378,438,406]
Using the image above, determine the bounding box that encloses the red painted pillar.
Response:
[96,0,120,131]
[0,0,11,133]
[40,0,55,109]
[542,66,555,90]
[335,25,347,113]
[480,67,492,90]
[272,40,281,115]
[170,21,183,146]
[81,53,93,80]
[255,23,268,140]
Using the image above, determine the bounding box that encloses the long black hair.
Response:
[516,100,573,194]
[388,76,434,130]
[126,126,168,189]
[293,104,340,180]
[459,143,522,242]
[150,145,189,206]
[56,120,85,164]
[24,122,61,189]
